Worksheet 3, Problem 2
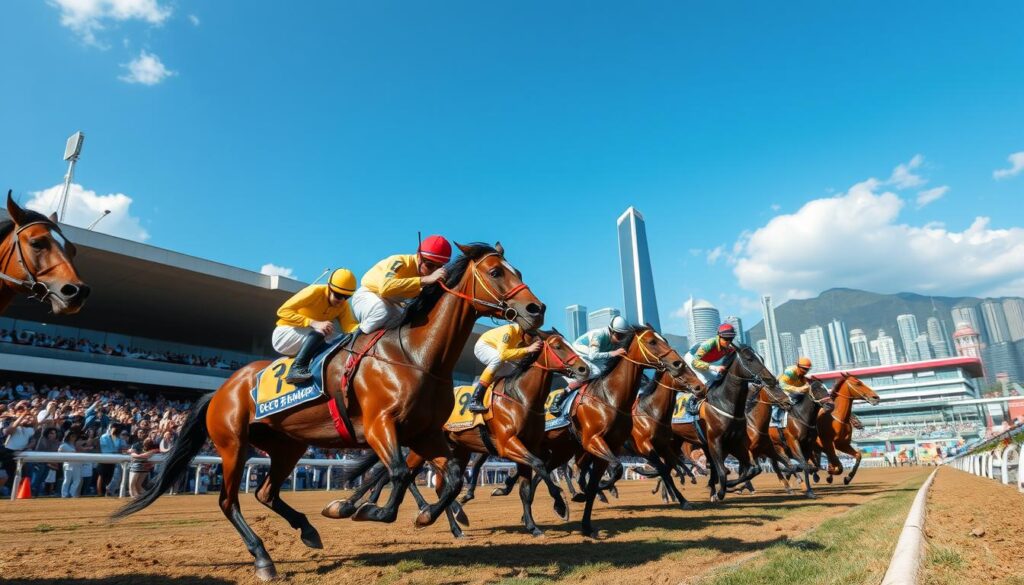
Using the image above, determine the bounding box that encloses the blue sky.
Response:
[1,1,1023,338]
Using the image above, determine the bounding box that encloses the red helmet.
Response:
[717,323,736,339]
[418,235,452,264]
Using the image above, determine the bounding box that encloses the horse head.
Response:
[731,344,780,390]
[809,379,835,412]
[4,192,89,314]
[451,242,545,330]
[839,373,880,406]
[625,325,685,377]
[534,328,589,380]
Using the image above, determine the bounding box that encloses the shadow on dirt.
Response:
[4,578,234,585]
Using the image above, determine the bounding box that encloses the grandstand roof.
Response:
[815,356,985,380]
[4,219,307,355]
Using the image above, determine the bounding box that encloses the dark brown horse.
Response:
[114,243,545,580]
[768,379,834,497]
[730,382,793,494]
[0,192,89,315]
[814,374,879,486]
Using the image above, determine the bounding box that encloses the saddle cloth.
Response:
[544,387,581,432]
[769,406,788,429]
[444,386,494,432]
[671,392,699,424]
[251,336,350,420]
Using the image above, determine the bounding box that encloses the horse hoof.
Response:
[321,500,355,519]
[300,529,324,549]
[805,491,817,499]
[453,504,470,527]
[581,528,599,539]
[608,487,619,499]
[351,502,385,523]
[490,488,508,497]
[414,507,433,528]
[843,476,852,485]
[530,528,545,538]
[458,494,474,504]
[254,561,277,581]
[680,501,693,511]
[826,476,833,484]
[571,493,587,503]
[690,478,697,485]
[554,500,569,522]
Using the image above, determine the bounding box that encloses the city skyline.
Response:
[616,207,661,331]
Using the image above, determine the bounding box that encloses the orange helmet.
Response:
[797,357,812,370]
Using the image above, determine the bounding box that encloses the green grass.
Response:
[696,475,926,585]
[928,546,965,571]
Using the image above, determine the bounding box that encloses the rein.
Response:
[0,221,73,304]
[619,330,673,371]
[438,252,530,321]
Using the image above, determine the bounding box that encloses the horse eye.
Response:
[488,267,503,278]
[29,239,47,250]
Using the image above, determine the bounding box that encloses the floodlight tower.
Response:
[57,131,85,221]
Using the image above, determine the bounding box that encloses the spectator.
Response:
[96,425,121,497]
[59,429,81,498]
[128,437,159,497]
[33,425,61,496]
[76,427,98,496]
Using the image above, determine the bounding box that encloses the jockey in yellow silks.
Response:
[273,269,359,384]
[466,324,542,413]
[771,356,812,426]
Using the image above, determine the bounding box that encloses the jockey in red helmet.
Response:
[350,235,452,333]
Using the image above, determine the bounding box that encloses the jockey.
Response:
[771,357,812,426]
[548,315,631,414]
[273,269,359,385]
[467,323,542,413]
[682,324,738,415]
[350,235,451,333]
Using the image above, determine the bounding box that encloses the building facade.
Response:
[873,329,899,366]
[565,304,588,342]
[827,318,853,368]
[760,294,785,376]
[723,315,746,345]
[850,328,872,367]
[800,325,832,371]
[688,299,721,347]
[952,305,987,344]
[616,207,660,330]
[926,316,953,359]
[587,307,621,331]
[896,314,922,362]
[1003,298,1024,342]
[953,323,983,359]
[779,332,798,369]
[980,300,1011,344]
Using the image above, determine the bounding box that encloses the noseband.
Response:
[621,330,674,372]
[439,253,531,321]
[532,338,580,374]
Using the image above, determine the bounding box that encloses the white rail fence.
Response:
[947,442,1022,492]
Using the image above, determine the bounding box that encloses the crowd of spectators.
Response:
[853,421,983,440]
[0,328,244,370]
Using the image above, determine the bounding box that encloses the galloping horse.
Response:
[769,379,834,497]
[814,373,879,486]
[115,243,545,580]
[540,327,684,537]
[731,381,793,494]
[699,345,780,502]
[0,192,89,315]
[344,330,589,537]
[626,366,705,508]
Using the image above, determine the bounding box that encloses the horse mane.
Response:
[829,377,844,400]
[0,208,54,242]
[401,242,496,325]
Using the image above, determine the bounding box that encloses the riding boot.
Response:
[685,393,702,416]
[285,330,326,385]
[549,390,569,415]
[467,381,488,413]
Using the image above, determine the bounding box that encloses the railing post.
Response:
[326,465,332,491]
[244,465,252,494]
[291,468,297,492]
[10,458,22,501]
[119,462,130,498]
[194,465,202,495]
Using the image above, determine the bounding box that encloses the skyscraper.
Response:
[616,207,660,330]
[896,314,922,362]
[588,307,620,330]
[951,305,987,344]
[1002,298,1024,342]
[952,322,983,359]
[874,329,899,365]
[723,315,746,345]
[779,332,798,369]
[760,295,785,377]
[800,326,832,371]
[755,339,770,364]
[979,300,1011,344]
[849,329,871,366]
[688,299,721,346]
[826,318,853,368]
[565,304,588,341]
[915,334,933,361]
[926,316,952,359]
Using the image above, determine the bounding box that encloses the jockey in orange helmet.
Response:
[771,356,813,427]
[350,235,452,333]
[274,268,359,384]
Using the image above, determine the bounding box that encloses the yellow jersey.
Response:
[479,324,533,362]
[361,254,422,300]
[276,284,359,332]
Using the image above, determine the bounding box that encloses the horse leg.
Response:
[500,436,568,522]
[352,418,413,523]
[516,466,544,537]
[706,436,730,503]
[409,433,463,528]
[580,458,609,539]
[838,442,862,485]
[460,453,487,503]
[211,433,275,580]
[646,449,690,510]
[254,439,323,549]
[492,462,518,497]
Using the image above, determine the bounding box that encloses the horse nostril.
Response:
[526,303,542,316]
[60,283,90,300]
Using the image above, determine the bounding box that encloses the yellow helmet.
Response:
[327,268,356,296]
[797,356,812,370]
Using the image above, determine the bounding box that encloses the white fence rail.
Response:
[947,442,1022,493]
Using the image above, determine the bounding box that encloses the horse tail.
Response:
[337,450,381,485]
[111,392,213,520]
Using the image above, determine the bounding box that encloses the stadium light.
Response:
[57,131,85,222]
[87,209,111,230]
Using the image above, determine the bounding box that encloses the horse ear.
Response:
[48,212,58,224]
[455,241,471,255]
[494,241,505,256]
[6,190,27,226]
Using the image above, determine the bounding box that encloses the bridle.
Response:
[0,221,75,304]
[829,377,874,426]
[704,349,779,422]
[439,252,530,321]
[531,336,581,374]
[620,330,674,372]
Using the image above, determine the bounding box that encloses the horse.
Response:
[538,327,685,537]
[114,242,545,581]
[729,381,793,494]
[814,373,880,486]
[768,379,834,497]
[339,329,590,537]
[0,191,89,315]
[618,366,705,508]
[698,345,779,503]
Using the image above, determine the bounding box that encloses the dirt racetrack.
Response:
[0,467,929,585]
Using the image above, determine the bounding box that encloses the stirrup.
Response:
[467,400,487,413]
[285,367,313,385]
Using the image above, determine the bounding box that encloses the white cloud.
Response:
[188,14,200,26]
[916,185,949,208]
[50,0,171,45]
[671,297,692,319]
[119,51,174,85]
[993,152,1024,180]
[732,171,1024,302]
[260,264,295,279]
[706,245,726,265]
[25,183,150,241]
[886,154,926,189]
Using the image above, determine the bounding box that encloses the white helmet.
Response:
[609,316,630,334]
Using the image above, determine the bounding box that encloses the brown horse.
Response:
[0,192,89,315]
[540,327,684,537]
[626,366,704,508]
[730,382,793,494]
[114,242,544,580]
[351,329,590,537]
[768,379,834,497]
[814,373,879,486]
